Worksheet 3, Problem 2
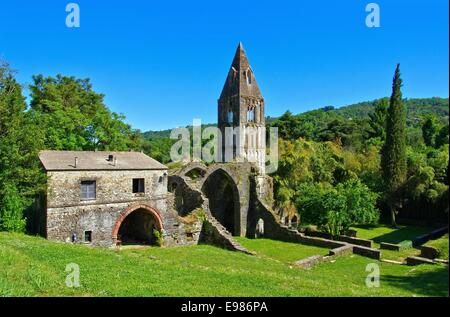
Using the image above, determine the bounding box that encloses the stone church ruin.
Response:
[38,43,334,253]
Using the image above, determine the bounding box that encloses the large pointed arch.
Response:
[201,168,241,236]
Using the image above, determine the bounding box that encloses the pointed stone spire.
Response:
[217,43,266,173]
[219,42,262,100]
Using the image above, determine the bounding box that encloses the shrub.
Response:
[296,179,379,237]
[153,229,164,247]
[0,183,27,232]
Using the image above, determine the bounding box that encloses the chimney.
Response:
[74,157,78,168]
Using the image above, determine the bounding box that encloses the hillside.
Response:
[335,97,449,126]
[142,97,449,140]
[0,232,448,296]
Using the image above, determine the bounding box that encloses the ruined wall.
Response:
[45,169,179,247]
[168,166,251,253]
[166,175,209,246]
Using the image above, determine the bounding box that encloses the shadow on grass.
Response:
[373,227,431,245]
[383,265,449,297]
[355,224,432,245]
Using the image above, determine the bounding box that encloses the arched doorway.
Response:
[201,169,240,235]
[112,205,163,246]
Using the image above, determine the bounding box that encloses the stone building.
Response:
[37,43,293,251]
[39,150,174,247]
[218,42,266,173]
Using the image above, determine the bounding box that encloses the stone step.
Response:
[381,259,404,265]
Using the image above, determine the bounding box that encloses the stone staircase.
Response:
[169,172,251,254]
[202,213,253,254]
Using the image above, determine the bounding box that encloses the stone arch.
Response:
[201,168,241,235]
[180,163,208,180]
[112,204,163,245]
[246,68,252,85]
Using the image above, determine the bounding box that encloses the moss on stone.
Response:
[178,208,205,225]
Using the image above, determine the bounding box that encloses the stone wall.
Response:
[45,169,178,247]
[412,226,448,247]
[47,170,167,208]
[352,245,381,260]
[406,256,437,266]
[420,246,439,259]
[305,231,373,248]
[295,245,353,269]
[380,241,412,251]
[199,216,251,254]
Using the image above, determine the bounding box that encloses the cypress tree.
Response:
[381,64,407,226]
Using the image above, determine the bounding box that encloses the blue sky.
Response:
[1,0,448,131]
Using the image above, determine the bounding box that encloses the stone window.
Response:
[80,181,96,200]
[132,178,145,193]
[84,231,92,243]
[256,218,264,238]
[227,110,234,124]
[247,108,255,123]
[159,173,167,183]
[246,69,252,85]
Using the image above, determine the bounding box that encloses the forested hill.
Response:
[142,97,449,140]
[334,97,448,125]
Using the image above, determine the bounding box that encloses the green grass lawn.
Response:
[234,237,329,263]
[351,224,433,248]
[0,232,448,297]
[424,234,449,260]
[380,248,421,262]
[350,224,441,262]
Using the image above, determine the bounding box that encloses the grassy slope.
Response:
[234,237,329,264]
[351,224,436,262]
[0,233,448,297]
[424,234,449,260]
[351,224,433,247]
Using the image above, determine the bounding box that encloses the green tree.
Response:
[318,118,361,147]
[269,111,302,140]
[0,183,26,232]
[435,124,449,148]
[422,115,441,147]
[381,64,407,226]
[296,179,379,237]
[0,61,45,232]
[367,97,388,142]
[142,138,175,164]
[29,74,142,151]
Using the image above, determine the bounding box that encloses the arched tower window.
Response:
[229,67,237,84]
[227,110,234,124]
[246,69,252,85]
[247,107,255,123]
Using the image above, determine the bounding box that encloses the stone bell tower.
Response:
[218,42,266,173]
